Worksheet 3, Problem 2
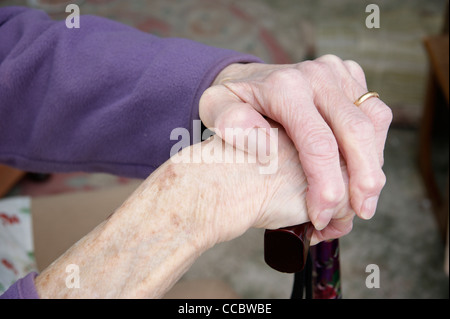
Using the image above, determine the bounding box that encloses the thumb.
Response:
[199,86,277,159]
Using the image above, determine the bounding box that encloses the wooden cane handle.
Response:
[264,223,313,273]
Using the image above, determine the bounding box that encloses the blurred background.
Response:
[0,0,448,298]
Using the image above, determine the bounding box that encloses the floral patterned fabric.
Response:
[0,197,37,293]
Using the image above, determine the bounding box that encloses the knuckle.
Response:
[320,185,345,205]
[341,221,354,236]
[318,54,343,65]
[358,170,386,194]
[335,215,354,236]
[345,60,364,75]
[297,60,315,73]
[378,155,385,167]
[269,67,303,85]
[299,60,330,78]
[344,116,376,142]
[302,129,339,161]
[378,171,387,189]
[268,68,313,100]
[374,105,394,128]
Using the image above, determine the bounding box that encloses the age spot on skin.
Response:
[171,213,181,227]
[158,164,178,191]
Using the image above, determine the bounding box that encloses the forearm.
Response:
[35,161,209,299]
[32,134,278,299]
[33,129,320,298]
[0,7,263,178]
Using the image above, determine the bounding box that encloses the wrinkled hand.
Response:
[172,121,352,246]
[35,124,350,299]
[199,55,392,241]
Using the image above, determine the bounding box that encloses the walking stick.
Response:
[310,239,342,299]
[264,224,342,299]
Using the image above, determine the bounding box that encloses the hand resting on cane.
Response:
[34,122,353,298]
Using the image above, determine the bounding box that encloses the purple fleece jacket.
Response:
[0,6,262,298]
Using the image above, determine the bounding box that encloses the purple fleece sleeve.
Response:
[0,272,39,299]
[0,6,263,179]
[0,6,263,299]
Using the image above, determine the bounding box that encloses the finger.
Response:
[260,69,346,231]
[340,66,392,218]
[319,57,392,166]
[315,87,386,220]
[310,57,387,220]
[311,158,354,245]
[354,96,393,167]
[199,85,276,159]
[292,113,345,231]
[343,60,393,166]
[310,212,355,246]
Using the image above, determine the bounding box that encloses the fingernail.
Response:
[361,196,379,220]
[314,208,334,231]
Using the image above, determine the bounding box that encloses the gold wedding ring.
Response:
[354,91,380,107]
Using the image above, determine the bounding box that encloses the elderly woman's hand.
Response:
[177,121,353,246]
[35,123,351,298]
[199,55,393,236]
